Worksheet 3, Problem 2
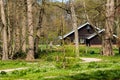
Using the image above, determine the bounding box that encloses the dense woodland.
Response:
[0,0,120,61]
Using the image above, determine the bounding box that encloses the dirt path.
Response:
[0,67,28,73]
[81,57,102,62]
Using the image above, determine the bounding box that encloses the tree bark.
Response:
[22,16,27,53]
[116,0,120,54]
[34,0,45,54]
[7,0,12,57]
[0,0,9,60]
[102,0,114,56]
[14,0,21,54]
[26,0,34,61]
[70,0,79,57]
[21,0,27,53]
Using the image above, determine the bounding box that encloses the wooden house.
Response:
[60,22,117,46]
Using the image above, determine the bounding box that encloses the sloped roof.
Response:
[60,22,100,39]
[86,29,118,40]
[59,22,118,40]
[86,29,105,40]
[63,22,89,39]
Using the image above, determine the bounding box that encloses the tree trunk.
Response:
[22,16,27,53]
[21,0,27,53]
[115,0,120,54]
[26,0,34,61]
[7,0,12,57]
[102,0,114,56]
[34,0,45,54]
[0,0,9,60]
[14,0,21,54]
[15,23,20,53]
[70,0,79,57]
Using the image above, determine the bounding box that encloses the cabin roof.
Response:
[59,22,118,40]
[86,29,105,40]
[63,22,89,39]
[86,29,118,40]
[60,22,100,39]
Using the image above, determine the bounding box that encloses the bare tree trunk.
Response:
[70,0,79,57]
[14,0,21,54]
[116,0,120,37]
[7,0,12,57]
[21,0,27,53]
[116,0,120,35]
[0,0,9,60]
[15,24,20,53]
[22,16,27,53]
[6,0,16,59]
[34,0,45,54]
[102,0,114,56]
[26,0,34,61]
[116,0,120,54]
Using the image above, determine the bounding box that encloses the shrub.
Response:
[12,70,26,76]
[70,73,90,80]
[68,69,120,80]
[12,51,26,59]
[0,71,7,75]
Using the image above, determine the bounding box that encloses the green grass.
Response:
[0,45,120,80]
[0,60,26,70]
[0,60,40,70]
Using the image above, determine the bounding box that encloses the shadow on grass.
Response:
[42,69,120,80]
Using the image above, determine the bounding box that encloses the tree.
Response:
[102,0,115,56]
[14,0,21,54]
[26,0,35,61]
[70,0,79,57]
[0,0,9,60]
[34,0,45,54]
[115,0,120,54]
[21,0,27,53]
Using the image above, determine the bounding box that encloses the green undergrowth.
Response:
[1,56,120,80]
[0,60,38,70]
[1,60,120,80]
[0,61,25,70]
[37,45,120,62]
[0,45,120,80]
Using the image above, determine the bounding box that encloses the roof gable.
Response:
[60,22,101,39]
[59,22,118,40]
[86,29,105,39]
[86,29,118,40]
[63,22,89,38]
[60,22,90,39]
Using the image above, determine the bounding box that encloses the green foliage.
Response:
[12,70,27,76]
[87,62,111,69]
[0,71,7,75]
[42,69,120,80]
[0,61,34,70]
[91,69,120,80]
[70,73,90,80]
[69,69,120,80]
[0,46,120,80]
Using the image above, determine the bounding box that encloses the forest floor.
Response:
[0,46,120,80]
[0,55,120,80]
[0,57,101,73]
